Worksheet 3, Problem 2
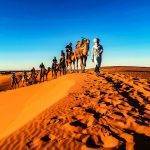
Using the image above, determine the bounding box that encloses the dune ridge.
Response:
[0,74,78,140]
[0,69,150,149]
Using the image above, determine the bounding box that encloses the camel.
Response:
[66,53,73,72]
[59,57,66,76]
[65,43,74,73]
[11,73,22,89]
[51,63,59,79]
[71,51,79,72]
[21,72,29,87]
[73,39,90,72]
[39,63,51,82]
[27,72,38,85]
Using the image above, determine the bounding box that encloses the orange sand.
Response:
[0,74,77,139]
[0,67,150,149]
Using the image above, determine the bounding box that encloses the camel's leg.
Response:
[52,70,54,78]
[43,74,45,82]
[80,57,83,72]
[76,58,79,72]
[84,56,87,67]
[59,69,60,76]
[73,61,75,72]
[40,75,41,82]
[82,56,87,72]
[63,67,66,75]
[11,81,13,88]
[46,74,47,80]
[17,81,19,88]
[70,63,72,73]
[55,70,57,79]
[63,68,65,75]
[14,82,16,89]
[11,82,14,89]
[66,61,68,72]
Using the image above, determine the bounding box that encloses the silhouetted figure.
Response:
[59,50,66,75]
[39,62,45,69]
[21,71,28,86]
[45,67,51,80]
[39,63,46,82]
[66,42,73,59]
[11,72,19,89]
[52,57,58,78]
[30,67,37,84]
[66,43,73,71]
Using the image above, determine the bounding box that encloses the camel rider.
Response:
[31,67,36,79]
[40,62,45,69]
[60,50,65,63]
[11,72,17,87]
[23,71,28,81]
[11,72,16,81]
[31,67,36,74]
[53,57,57,64]
[61,50,65,56]
[66,42,73,59]
[59,50,66,74]
[52,57,58,68]
[92,38,103,75]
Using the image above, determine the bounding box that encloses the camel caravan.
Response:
[11,37,103,89]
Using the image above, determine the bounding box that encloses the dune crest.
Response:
[0,74,77,139]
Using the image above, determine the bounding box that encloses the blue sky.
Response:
[0,0,150,70]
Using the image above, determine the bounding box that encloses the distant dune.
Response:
[0,66,150,149]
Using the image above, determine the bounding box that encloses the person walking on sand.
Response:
[92,38,103,76]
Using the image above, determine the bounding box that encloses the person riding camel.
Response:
[23,71,28,79]
[52,56,58,70]
[30,67,36,83]
[31,67,36,74]
[39,62,46,82]
[52,57,59,78]
[60,50,65,64]
[92,38,103,76]
[61,50,65,56]
[40,62,45,69]
[52,57,58,64]
[66,42,73,60]
[21,71,28,86]
[22,71,28,81]
[59,50,66,75]
[11,72,18,88]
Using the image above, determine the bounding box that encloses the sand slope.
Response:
[0,74,77,140]
[0,69,150,150]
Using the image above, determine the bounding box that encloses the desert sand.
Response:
[0,67,150,150]
[0,74,76,139]
[0,75,11,92]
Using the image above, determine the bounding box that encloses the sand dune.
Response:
[0,67,150,150]
[0,74,77,140]
[0,75,11,91]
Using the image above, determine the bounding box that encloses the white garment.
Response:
[92,43,103,57]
